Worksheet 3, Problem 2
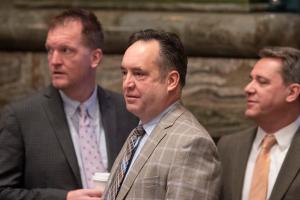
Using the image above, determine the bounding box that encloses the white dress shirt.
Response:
[242,116,300,200]
[60,87,108,188]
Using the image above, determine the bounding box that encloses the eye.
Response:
[121,68,127,76]
[134,71,144,77]
[132,68,146,77]
[248,75,253,81]
[46,47,53,55]
[58,46,75,55]
[122,70,126,75]
[257,76,269,85]
[62,47,72,54]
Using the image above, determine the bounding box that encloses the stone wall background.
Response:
[1,0,299,139]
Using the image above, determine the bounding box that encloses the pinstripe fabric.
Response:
[106,125,145,200]
[0,85,139,199]
[105,103,221,200]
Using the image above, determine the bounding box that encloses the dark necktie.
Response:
[105,125,146,200]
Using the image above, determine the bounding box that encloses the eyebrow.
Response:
[120,66,143,70]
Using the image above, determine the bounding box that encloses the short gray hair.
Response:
[259,47,300,85]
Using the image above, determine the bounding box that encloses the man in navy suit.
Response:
[0,8,137,200]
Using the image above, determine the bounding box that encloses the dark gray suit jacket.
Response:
[0,85,138,200]
[218,127,300,200]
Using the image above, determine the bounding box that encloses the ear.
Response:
[286,83,300,102]
[167,70,180,92]
[91,48,103,68]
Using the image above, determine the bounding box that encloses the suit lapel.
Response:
[117,103,184,200]
[97,87,117,169]
[232,129,256,200]
[42,86,82,186]
[269,128,300,200]
[117,125,167,200]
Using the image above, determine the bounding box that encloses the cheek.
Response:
[146,86,165,102]
[259,95,272,107]
[69,54,89,66]
[74,58,91,72]
[47,64,53,72]
[259,94,284,110]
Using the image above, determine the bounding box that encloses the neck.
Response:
[257,105,300,133]
[62,83,96,103]
[140,96,180,124]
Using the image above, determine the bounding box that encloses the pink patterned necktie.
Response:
[78,104,105,188]
[105,125,145,200]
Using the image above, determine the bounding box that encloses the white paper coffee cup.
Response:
[92,172,110,190]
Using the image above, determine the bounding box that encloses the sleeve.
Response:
[0,105,68,200]
[165,136,222,200]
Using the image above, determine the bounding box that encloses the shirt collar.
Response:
[59,86,98,119]
[141,101,179,136]
[255,116,300,151]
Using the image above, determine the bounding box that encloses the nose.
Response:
[123,73,135,90]
[244,80,255,95]
[48,50,63,66]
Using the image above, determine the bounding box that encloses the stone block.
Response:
[0,8,299,57]
[0,52,256,138]
[0,54,21,85]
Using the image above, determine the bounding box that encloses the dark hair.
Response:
[259,47,300,85]
[48,8,104,49]
[128,29,187,87]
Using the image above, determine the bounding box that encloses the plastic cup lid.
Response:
[93,172,110,181]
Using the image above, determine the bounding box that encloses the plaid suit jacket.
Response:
[106,103,221,200]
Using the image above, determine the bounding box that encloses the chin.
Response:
[126,104,136,112]
[245,110,258,119]
[52,80,68,90]
[126,105,140,117]
[52,84,64,90]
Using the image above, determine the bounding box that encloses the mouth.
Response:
[125,94,140,102]
[247,98,257,103]
[125,95,138,99]
[246,99,258,106]
[52,71,65,77]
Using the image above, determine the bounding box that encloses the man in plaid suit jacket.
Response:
[105,29,221,200]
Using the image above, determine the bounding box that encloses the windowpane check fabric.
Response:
[249,134,277,200]
[106,125,145,200]
[78,104,105,188]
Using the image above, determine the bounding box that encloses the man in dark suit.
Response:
[0,8,138,200]
[218,47,300,200]
[104,29,221,200]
